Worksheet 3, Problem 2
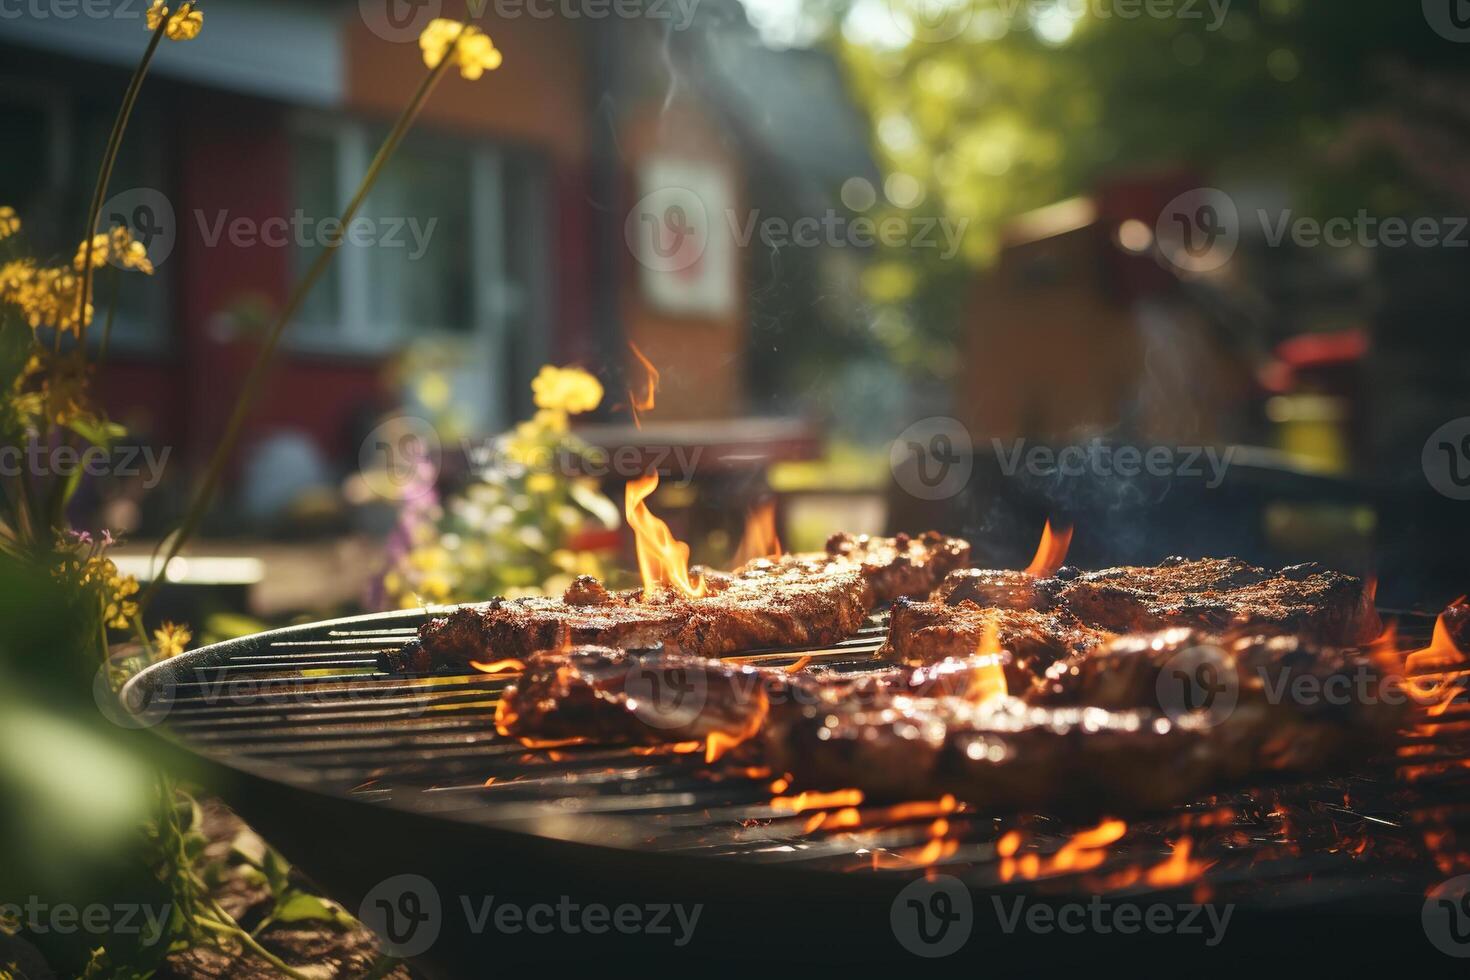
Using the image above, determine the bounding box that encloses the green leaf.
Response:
[230,827,268,867]
[262,846,292,897]
[272,892,354,929]
[64,415,127,449]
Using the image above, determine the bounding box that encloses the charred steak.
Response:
[384,533,969,673]
[882,597,1112,700]
[928,556,1380,646]
[1051,557,1380,645]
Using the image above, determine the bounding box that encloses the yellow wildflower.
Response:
[0,206,19,241]
[526,472,557,495]
[419,19,503,80]
[530,365,603,415]
[148,1,202,40]
[153,621,192,658]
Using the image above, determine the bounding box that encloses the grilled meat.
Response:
[495,645,787,748]
[1052,557,1381,645]
[882,597,1113,699]
[386,533,967,673]
[763,693,1218,815]
[931,567,1066,611]
[496,645,1010,749]
[824,530,971,601]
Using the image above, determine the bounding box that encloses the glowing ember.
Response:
[469,658,525,674]
[1144,837,1211,886]
[1024,520,1074,577]
[733,499,782,565]
[770,788,865,813]
[626,473,707,599]
[999,818,1127,881]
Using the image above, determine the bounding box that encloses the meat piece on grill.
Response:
[931,567,1067,611]
[824,531,971,601]
[386,532,966,673]
[1045,627,1405,771]
[381,591,690,674]
[882,597,1113,700]
[1052,557,1381,646]
[495,645,793,750]
[762,693,1218,815]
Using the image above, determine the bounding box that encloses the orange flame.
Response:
[628,341,658,429]
[469,658,525,674]
[733,500,782,566]
[626,473,707,599]
[1024,520,1074,577]
[966,613,1009,705]
[770,788,865,813]
[1404,611,1468,717]
[999,818,1126,881]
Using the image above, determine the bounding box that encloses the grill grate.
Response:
[126,607,1470,906]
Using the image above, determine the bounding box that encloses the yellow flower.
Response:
[419,19,503,80]
[530,365,602,415]
[0,206,19,241]
[149,1,202,40]
[153,621,192,658]
[526,472,557,495]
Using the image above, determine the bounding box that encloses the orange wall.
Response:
[343,4,587,162]
[619,103,745,420]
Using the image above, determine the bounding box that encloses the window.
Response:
[285,117,549,431]
[0,83,169,353]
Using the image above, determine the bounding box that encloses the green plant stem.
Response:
[196,902,315,980]
[138,44,461,614]
[73,18,168,355]
[97,264,121,363]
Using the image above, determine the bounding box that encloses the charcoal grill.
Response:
[121,606,1470,969]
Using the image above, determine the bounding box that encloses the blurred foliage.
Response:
[803,0,1461,378]
[379,365,621,606]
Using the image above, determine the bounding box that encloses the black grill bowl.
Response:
[120,608,1470,971]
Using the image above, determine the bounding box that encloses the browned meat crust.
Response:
[1052,557,1381,645]
[824,530,971,601]
[387,533,967,673]
[883,597,1113,699]
[496,646,1017,749]
[495,646,786,747]
[762,693,1218,815]
[931,568,1064,611]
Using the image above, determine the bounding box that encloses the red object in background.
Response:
[1095,170,1207,302]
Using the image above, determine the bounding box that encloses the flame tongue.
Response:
[733,500,782,566]
[1025,520,1074,578]
[966,612,1009,705]
[626,473,706,599]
